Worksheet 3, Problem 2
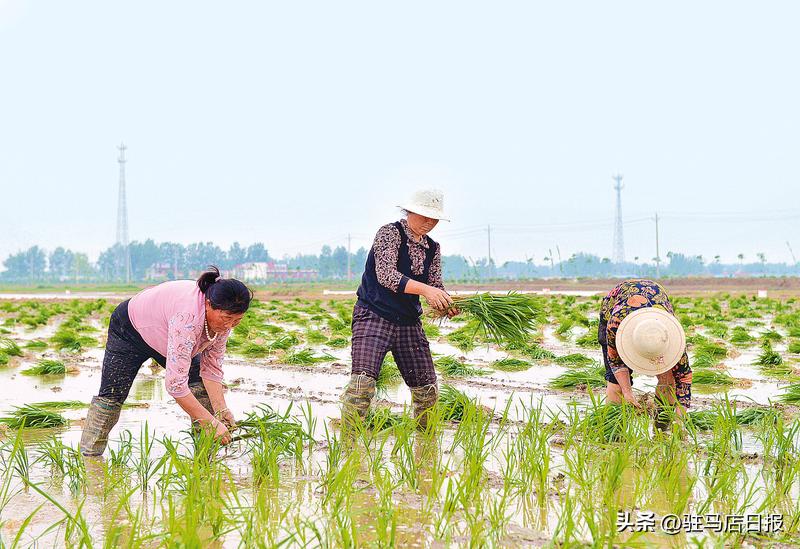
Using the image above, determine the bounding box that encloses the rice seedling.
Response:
[435,356,491,377]
[423,322,441,338]
[284,348,335,365]
[491,358,532,372]
[788,339,800,354]
[365,407,405,431]
[577,402,646,443]
[688,410,718,431]
[549,364,606,389]
[23,340,48,350]
[692,369,735,387]
[21,359,67,376]
[433,292,540,345]
[0,353,8,366]
[755,343,786,377]
[735,406,778,426]
[0,338,22,357]
[554,353,595,367]
[0,405,68,429]
[445,321,481,352]
[240,342,271,357]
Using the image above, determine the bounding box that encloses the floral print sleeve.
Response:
[428,243,444,290]
[373,223,405,292]
[200,330,229,384]
[164,312,197,398]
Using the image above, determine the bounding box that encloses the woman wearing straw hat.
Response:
[340,189,457,430]
[598,279,692,428]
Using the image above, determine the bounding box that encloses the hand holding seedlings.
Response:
[422,286,454,311]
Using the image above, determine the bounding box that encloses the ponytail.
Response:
[196,265,253,314]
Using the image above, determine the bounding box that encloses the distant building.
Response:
[229,262,317,282]
[145,262,174,280]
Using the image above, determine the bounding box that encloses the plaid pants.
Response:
[350,305,436,388]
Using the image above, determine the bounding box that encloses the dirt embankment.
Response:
[253,277,800,300]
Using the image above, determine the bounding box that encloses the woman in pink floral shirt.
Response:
[80,266,252,456]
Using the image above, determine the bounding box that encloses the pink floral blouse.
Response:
[128,280,229,398]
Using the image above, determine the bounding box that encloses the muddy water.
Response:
[1,298,798,547]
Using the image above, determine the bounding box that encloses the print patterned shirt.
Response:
[372,219,444,293]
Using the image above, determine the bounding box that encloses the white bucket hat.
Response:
[616,307,686,376]
[398,189,450,221]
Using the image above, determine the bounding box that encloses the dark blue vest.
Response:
[356,221,437,326]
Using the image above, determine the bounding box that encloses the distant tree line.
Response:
[1,241,798,283]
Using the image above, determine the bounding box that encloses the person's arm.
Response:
[165,313,231,442]
[606,319,642,409]
[200,331,236,428]
[373,225,452,311]
[671,351,692,416]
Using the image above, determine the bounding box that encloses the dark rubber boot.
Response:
[411,383,439,431]
[340,373,376,427]
[80,396,123,456]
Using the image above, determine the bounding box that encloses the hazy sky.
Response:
[1,1,798,266]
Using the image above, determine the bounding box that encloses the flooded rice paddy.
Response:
[1,291,800,547]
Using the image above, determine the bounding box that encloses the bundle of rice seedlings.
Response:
[687,410,718,431]
[0,405,68,429]
[29,400,87,410]
[754,343,783,376]
[692,369,735,387]
[549,365,606,390]
[233,404,309,451]
[423,322,441,339]
[779,384,800,405]
[284,349,335,365]
[0,338,22,357]
[761,329,784,344]
[437,384,475,422]
[435,356,490,378]
[326,336,349,348]
[240,342,271,357]
[269,334,300,351]
[491,358,532,372]
[788,340,800,354]
[50,328,95,352]
[433,292,540,345]
[730,326,755,346]
[24,340,48,350]
[554,353,595,367]
[21,360,68,376]
[575,330,600,348]
[555,317,575,339]
[0,353,8,366]
[580,402,645,443]
[376,355,403,391]
[365,407,405,431]
[304,330,328,344]
[735,407,778,425]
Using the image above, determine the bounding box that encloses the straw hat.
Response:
[616,307,686,376]
[398,189,450,221]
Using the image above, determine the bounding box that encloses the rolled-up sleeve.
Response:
[373,224,406,292]
[165,312,197,398]
[200,330,229,384]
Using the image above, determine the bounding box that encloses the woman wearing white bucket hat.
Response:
[598,279,692,428]
[340,189,457,430]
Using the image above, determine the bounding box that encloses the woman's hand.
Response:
[211,418,232,445]
[216,408,236,430]
[423,287,454,311]
[446,307,460,318]
[623,391,643,410]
